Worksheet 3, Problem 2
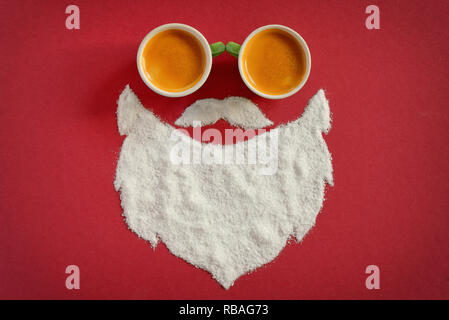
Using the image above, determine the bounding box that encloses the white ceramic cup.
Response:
[137,23,212,98]
[237,24,311,99]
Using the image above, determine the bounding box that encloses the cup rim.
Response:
[238,24,312,100]
[137,23,212,98]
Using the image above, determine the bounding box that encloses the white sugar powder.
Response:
[114,85,333,289]
[175,96,273,129]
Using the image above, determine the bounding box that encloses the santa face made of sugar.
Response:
[114,85,333,289]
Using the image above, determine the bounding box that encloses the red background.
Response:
[1,0,448,299]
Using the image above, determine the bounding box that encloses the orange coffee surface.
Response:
[142,29,206,92]
[242,29,307,96]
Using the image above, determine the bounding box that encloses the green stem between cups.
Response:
[226,42,241,58]
[210,42,225,57]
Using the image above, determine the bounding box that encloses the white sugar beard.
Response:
[114,85,333,289]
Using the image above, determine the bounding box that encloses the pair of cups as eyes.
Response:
[137,23,311,99]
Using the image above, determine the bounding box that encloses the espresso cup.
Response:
[228,25,311,99]
[137,23,224,98]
